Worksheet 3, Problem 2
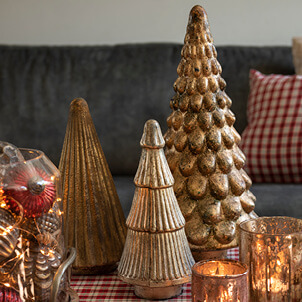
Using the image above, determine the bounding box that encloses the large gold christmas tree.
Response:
[164,5,257,259]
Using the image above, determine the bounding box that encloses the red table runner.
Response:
[71,248,239,301]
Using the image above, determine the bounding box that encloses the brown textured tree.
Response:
[118,119,195,300]
[164,5,257,260]
[59,98,126,274]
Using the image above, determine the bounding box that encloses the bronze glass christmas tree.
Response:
[164,5,257,260]
[59,98,126,274]
[118,120,195,300]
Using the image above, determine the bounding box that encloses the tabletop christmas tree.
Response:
[118,120,195,300]
[164,5,257,260]
[59,98,126,274]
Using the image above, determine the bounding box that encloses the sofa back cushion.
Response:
[0,45,294,174]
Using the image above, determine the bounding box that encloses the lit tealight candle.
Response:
[239,216,302,302]
[192,259,248,302]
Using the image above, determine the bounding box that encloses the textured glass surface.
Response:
[0,144,68,301]
[240,216,302,302]
[192,259,248,301]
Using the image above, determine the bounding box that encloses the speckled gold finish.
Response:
[59,98,127,274]
[118,120,195,300]
[164,5,257,258]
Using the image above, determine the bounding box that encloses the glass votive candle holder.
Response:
[239,216,302,302]
[192,259,249,302]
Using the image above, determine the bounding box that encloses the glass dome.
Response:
[0,142,77,301]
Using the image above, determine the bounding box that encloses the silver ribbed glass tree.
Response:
[118,119,195,300]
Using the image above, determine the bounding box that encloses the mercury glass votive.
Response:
[192,259,249,302]
[239,216,302,302]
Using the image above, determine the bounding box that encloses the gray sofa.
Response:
[0,44,300,218]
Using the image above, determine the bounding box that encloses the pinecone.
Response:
[20,203,61,240]
[164,5,257,256]
[24,241,65,302]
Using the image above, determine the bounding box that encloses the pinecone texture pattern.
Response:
[24,242,64,302]
[164,5,257,256]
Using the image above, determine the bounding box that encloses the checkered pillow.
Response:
[240,69,302,183]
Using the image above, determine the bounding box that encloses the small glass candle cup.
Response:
[192,259,249,302]
[239,216,302,302]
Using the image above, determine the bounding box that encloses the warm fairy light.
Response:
[0,148,67,300]
[40,247,55,257]
[0,225,15,237]
[0,188,7,208]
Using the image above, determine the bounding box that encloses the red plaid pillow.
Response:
[240,69,302,183]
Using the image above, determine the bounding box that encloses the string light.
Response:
[0,188,6,208]
[0,158,63,299]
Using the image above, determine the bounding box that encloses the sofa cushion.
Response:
[241,70,302,183]
[0,45,294,175]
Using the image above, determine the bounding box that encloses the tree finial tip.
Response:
[189,5,208,24]
[140,119,165,149]
[70,98,90,114]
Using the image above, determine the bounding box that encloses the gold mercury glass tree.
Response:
[164,5,257,260]
[59,98,126,274]
[118,119,195,300]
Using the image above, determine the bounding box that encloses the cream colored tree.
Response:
[118,119,195,300]
[164,5,257,260]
